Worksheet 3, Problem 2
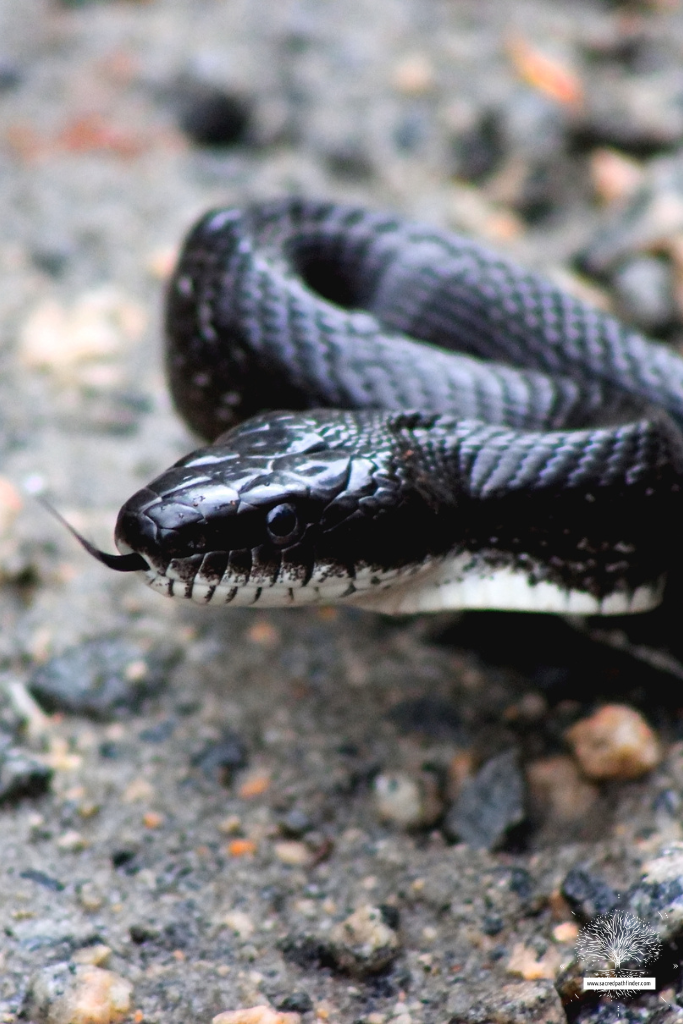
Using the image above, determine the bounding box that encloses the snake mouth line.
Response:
[40,500,150,573]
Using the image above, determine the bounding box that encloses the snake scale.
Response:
[80,198,683,616]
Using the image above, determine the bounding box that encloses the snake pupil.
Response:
[266,503,298,543]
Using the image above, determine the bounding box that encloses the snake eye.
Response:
[266,503,299,544]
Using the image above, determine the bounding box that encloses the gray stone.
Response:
[612,255,676,333]
[447,979,565,1024]
[28,637,177,720]
[443,749,526,850]
[0,738,51,804]
[328,904,401,976]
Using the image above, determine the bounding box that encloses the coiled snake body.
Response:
[97,199,683,615]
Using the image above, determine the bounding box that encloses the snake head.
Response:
[113,410,444,607]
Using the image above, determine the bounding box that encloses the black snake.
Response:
[78,198,683,615]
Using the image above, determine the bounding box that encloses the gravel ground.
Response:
[5,2,683,1023]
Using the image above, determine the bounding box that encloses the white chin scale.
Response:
[348,554,664,616]
[138,550,664,616]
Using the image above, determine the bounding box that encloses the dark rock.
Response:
[111,848,138,871]
[175,81,252,147]
[278,934,338,972]
[451,108,505,183]
[280,808,314,837]
[443,749,526,850]
[324,144,373,181]
[19,869,64,892]
[192,730,248,784]
[561,866,620,921]
[378,904,400,930]
[393,108,429,154]
[509,159,567,224]
[502,88,570,161]
[386,696,464,740]
[482,913,504,936]
[130,924,159,944]
[578,72,683,155]
[0,741,52,804]
[0,60,21,91]
[28,637,176,720]
[139,719,176,743]
[508,867,534,902]
[276,992,314,1014]
[30,244,72,278]
[612,255,676,333]
[653,788,680,815]
[98,741,123,759]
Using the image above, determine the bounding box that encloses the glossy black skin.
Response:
[115,409,683,600]
[110,198,683,606]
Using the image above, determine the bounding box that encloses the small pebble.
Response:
[56,829,88,852]
[224,911,255,939]
[122,779,154,803]
[273,841,313,867]
[175,81,252,147]
[213,1007,300,1024]
[451,109,505,183]
[77,881,105,912]
[391,54,435,96]
[526,755,599,822]
[279,808,313,837]
[443,748,526,850]
[276,993,312,1015]
[193,731,248,784]
[238,773,271,799]
[565,704,661,780]
[227,839,257,858]
[23,963,132,1024]
[612,254,676,333]
[247,620,280,646]
[142,811,164,829]
[506,942,562,981]
[219,814,242,835]
[589,147,644,205]
[552,922,579,943]
[507,35,583,106]
[72,946,112,967]
[373,771,442,829]
[329,904,401,976]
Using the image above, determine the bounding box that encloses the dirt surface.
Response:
[4,2,683,1022]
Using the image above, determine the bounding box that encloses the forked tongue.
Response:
[40,499,149,572]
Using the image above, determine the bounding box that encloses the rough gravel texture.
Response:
[4,2,683,1023]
